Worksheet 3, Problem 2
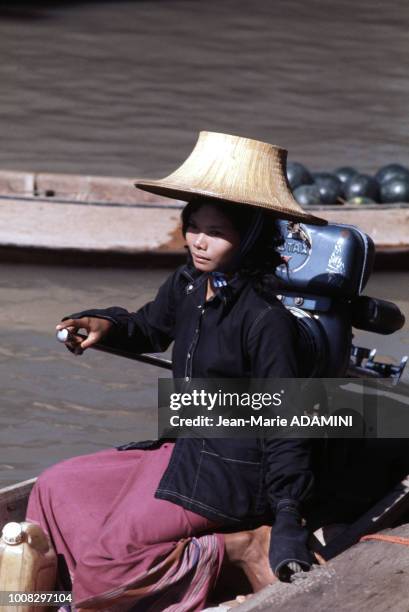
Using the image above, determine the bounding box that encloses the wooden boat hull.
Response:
[0,478,35,530]
[0,170,408,267]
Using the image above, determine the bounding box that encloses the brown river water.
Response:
[0,0,408,485]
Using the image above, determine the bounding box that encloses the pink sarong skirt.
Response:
[26,442,225,611]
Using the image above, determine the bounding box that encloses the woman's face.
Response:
[185,203,241,273]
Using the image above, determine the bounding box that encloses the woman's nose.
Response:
[194,233,207,250]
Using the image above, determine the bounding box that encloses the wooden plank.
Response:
[235,523,409,612]
[0,197,183,253]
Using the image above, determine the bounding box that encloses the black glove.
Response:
[269,499,313,580]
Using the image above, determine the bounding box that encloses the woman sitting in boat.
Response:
[26,132,327,611]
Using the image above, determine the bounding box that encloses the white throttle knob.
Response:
[56,329,70,343]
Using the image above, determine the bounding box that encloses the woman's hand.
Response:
[56,317,113,354]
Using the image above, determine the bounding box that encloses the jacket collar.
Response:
[181,265,248,306]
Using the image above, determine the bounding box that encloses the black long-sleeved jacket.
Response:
[68,265,314,525]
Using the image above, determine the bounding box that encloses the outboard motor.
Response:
[276,220,407,382]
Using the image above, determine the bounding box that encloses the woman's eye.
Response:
[210,230,222,237]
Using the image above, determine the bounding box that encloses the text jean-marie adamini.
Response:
[169,414,354,428]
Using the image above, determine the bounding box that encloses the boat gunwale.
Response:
[1,192,409,212]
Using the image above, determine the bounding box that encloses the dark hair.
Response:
[181,198,285,299]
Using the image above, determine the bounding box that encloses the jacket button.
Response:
[185,376,190,382]
[187,353,191,358]
[188,284,193,291]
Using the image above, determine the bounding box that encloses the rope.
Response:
[360,534,409,547]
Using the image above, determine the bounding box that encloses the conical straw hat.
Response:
[135,131,327,225]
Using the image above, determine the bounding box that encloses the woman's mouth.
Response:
[192,253,210,262]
